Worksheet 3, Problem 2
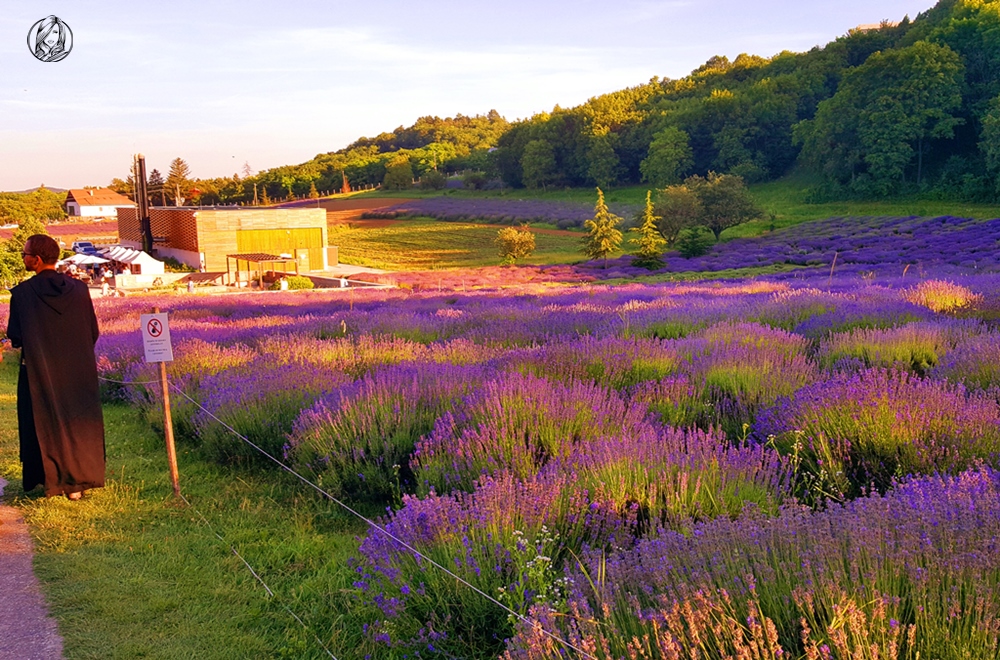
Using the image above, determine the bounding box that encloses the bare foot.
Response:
[66,491,83,501]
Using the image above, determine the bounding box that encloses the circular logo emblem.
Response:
[27,16,73,63]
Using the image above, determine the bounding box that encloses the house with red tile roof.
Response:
[65,188,136,218]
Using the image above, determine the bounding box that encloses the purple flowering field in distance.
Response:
[363,196,640,229]
[9,214,1000,657]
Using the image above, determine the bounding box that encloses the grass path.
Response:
[0,355,364,659]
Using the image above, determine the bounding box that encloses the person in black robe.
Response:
[5,234,105,499]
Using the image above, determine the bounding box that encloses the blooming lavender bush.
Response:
[69,231,1000,658]
[503,335,684,389]
[677,322,819,437]
[193,356,349,467]
[816,320,974,375]
[356,427,792,657]
[287,363,488,501]
[353,468,633,657]
[903,278,983,312]
[506,468,1000,659]
[755,368,1000,499]
[931,331,1000,390]
[412,372,656,494]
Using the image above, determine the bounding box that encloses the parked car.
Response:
[72,241,98,255]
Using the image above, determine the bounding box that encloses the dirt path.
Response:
[0,478,63,660]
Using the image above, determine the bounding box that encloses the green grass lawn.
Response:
[330,217,611,270]
[0,356,365,659]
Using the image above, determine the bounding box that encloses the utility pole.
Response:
[133,154,153,253]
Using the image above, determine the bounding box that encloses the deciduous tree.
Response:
[0,217,48,287]
[653,184,702,245]
[640,126,692,187]
[520,140,557,190]
[586,134,621,189]
[981,94,1000,191]
[686,172,762,240]
[795,41,964,194]
[383,155,414,191]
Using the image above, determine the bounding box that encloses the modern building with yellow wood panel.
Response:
[116,207,333,273]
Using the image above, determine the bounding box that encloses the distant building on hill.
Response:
[65,188,136,218]
[116,206,334,274]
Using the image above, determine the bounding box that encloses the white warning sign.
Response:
[140,312,174,363]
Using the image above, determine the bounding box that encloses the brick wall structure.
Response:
[117,207,328,272]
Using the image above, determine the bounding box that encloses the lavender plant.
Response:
[506,468,1000,659]
[755,367,1000,499]
[287,363,488,501]
[412,372,655,494]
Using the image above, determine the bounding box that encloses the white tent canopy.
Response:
[99,246,165,275]
[62,253,109,265]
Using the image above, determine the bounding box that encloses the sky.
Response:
[0,0,938,191]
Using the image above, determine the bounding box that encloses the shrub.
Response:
[284,275,314,290]
[194,357,347,467]
[462,171,488,189]
[418,169,446,190]
[413,372,654,494]
[932,331,1000,389]
[161,256,195,272]
[687,322,819,437]
[354,469,630,658]
[508,468,1000,659]
[817,321,960,375]
[495,226,536,266]
[287,364,485,501]
[755,368,1000,500]
[676,226,714,258]
[903,279,982,313]
[356,428,790,657]
[504,336,683,390]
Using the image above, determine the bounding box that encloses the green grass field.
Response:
[0,356,364,659]
[329,217,611,270]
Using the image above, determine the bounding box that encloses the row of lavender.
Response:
[362,196,640,230]
[79,275,1000,657]
[572,215,1000,283]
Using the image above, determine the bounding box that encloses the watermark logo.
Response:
[27,16,73,63]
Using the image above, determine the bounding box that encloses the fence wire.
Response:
[100,374,596,660]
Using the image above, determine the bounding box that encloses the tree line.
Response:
[0,188,66,224]
[88,0,1000,204]
[109,113,510,206]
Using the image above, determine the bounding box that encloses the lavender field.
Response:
[14,215,1000,658]
[362,196,640,229]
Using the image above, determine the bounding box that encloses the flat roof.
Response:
[226,253,297,263]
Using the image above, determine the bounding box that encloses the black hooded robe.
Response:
[6,270,105,497]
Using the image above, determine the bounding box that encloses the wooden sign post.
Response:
[140,307,180,498]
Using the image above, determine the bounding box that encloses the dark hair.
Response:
[25,234,60,264]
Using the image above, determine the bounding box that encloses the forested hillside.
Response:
[493,0,1000,199]
[115,0,1000,204]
